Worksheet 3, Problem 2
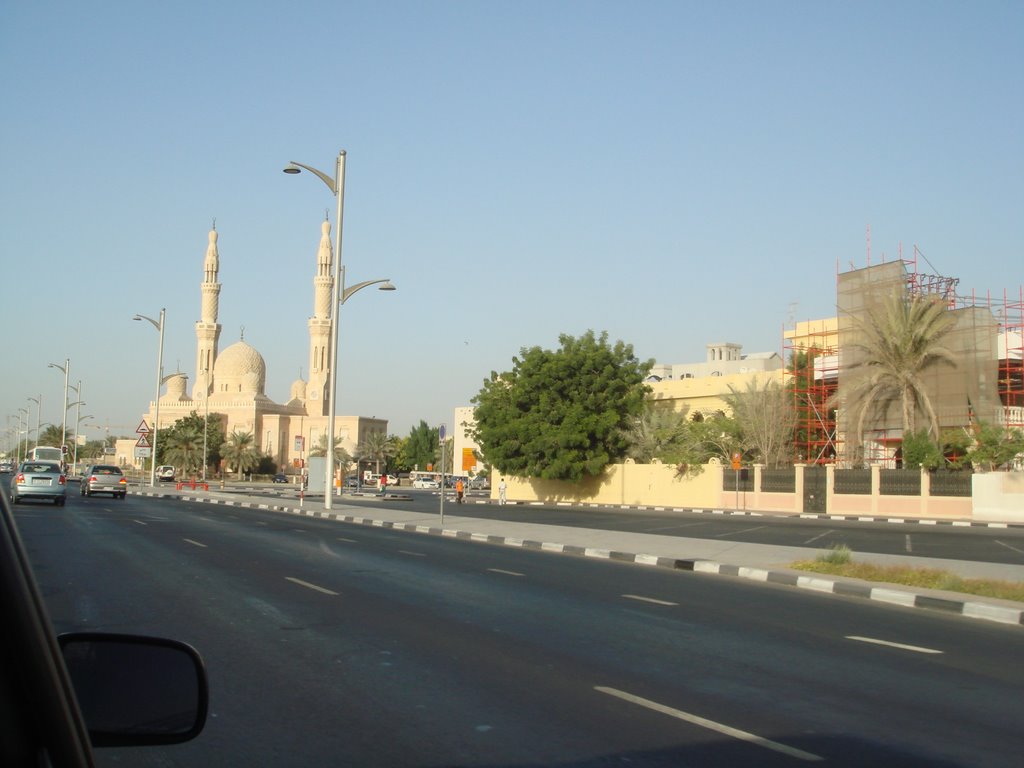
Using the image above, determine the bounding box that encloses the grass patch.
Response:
[790,547,1024,602]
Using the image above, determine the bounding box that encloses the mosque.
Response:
[139,221,387,475]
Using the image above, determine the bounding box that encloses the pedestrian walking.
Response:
[498,477,507,505]
[380,473,388,496]
[455,478,464,504]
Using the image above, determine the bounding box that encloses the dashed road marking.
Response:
[285,577,339,596]
[622,594,678,606]
[846,636,942,654]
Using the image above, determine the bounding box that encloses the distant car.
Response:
[344,476,360,488]
[412,477,440,489]
[272,473,288,484]
[80,465,127,499]
[0,461,13,474]
[468,476,490,490]
[156,465,175,482]
[10,461,67,506]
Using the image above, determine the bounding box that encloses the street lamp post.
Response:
[17,407,29,463]
[48,359,70,452]
[27,395,42,448]
[77,414,94,470]
[134,309,166,487]
[284,151,396,509]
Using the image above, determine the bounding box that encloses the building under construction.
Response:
[785,250,1023,466]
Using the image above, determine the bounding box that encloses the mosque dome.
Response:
[214,340,266,395]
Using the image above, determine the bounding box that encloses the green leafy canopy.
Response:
[471,331,652,482]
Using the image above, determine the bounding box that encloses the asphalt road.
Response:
[244,483,1024,566]
[14,492,1024,767]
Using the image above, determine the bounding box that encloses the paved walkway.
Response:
[134,486,1024,628]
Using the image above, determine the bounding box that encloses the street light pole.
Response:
[27,395,41,448]
[134,309,165,487]
[48,359,70,451]
[17,407,29,463]
[284,152,398,509]
[284,152,345,509]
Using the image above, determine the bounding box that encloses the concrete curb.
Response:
[132,490,1024,628]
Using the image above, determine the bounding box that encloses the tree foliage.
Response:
[403,420,439,472]
[471,331,651,482]
[356,430,397,474]
[969,421,1024,472]
[221,430,261,476]
[156,412,224,477]
[625,402,690,464]
[308,433,353,471]
[723,378,796,468]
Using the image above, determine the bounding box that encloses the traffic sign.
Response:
[136,419,151,434]
[731,452,742,470]
[135,434,151,448]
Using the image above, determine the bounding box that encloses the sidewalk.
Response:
[135,486,1024,627]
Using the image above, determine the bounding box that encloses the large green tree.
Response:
[471,331,651,482]
[403,420,439,471]
[625,402,690,464]
[155,412,224,477]
[838,289,958,445]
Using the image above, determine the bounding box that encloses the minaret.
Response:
[307,216,333,416]
[193,225,223,400]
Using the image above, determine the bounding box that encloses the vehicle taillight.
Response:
[59,475,67,485]
[88,476,97,482]
[119,477,127,485]
[15,473,24,484]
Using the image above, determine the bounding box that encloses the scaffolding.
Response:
[785,246,1024,466]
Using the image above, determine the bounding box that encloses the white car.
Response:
[412,477,440,489]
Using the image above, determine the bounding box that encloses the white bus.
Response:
[28,446,63,463]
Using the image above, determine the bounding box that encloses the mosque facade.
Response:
[140,222,387,476]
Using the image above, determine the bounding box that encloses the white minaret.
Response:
[307,216,334,416]
[193,225,223,400]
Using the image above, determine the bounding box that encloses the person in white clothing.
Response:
[498,477,507,505]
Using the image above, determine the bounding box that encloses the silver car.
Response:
[11,461,67,506]
[80,464,127,499]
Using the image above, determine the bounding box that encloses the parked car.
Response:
[80,465,127,499]
[272,473,289,484]
[10,461,67,506]
[468,476,491,490]
[412,477,440,489]
[156,465,176,482]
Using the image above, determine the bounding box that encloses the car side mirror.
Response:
[59,632,208,747]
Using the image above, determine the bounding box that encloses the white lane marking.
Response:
[622,594,679,606]
[846,636,942,654]
[132,519,148,526]
[183,538,207,548]
[336,537,357,543]
[802,529,834,545]
[994,539,1024,555]
[285,577,339,596]
[398,550,426,557]
[595,687,822,762]
[488,568,524,577]
[905,534,913,553]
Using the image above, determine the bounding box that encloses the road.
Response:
[248,482,1024,566]
[14,491,1024,767]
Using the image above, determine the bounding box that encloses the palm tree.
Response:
[220,430,260,477]
[309,434,353,472]
[625,402,689,463]
[837,288,957,448]
[161,423,204,477]
[356,430,396,475]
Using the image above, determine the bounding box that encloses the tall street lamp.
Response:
[69,380,83,470]
[134,309,165,487]
[27,395,42,447]
[77,414,94,470]
[17,407,29,462]
[284,151,397,509]
[48,359,70,451]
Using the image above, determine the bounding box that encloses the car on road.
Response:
[272,473,289,484]
[468,475,491,490]
[80,465,127,499]
[412,476,440,489]
[10,461,67,506]
[156,465,176,482]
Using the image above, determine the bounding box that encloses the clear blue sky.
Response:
[2,0,1021,443]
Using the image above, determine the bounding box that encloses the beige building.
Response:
[141,223,386,475]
